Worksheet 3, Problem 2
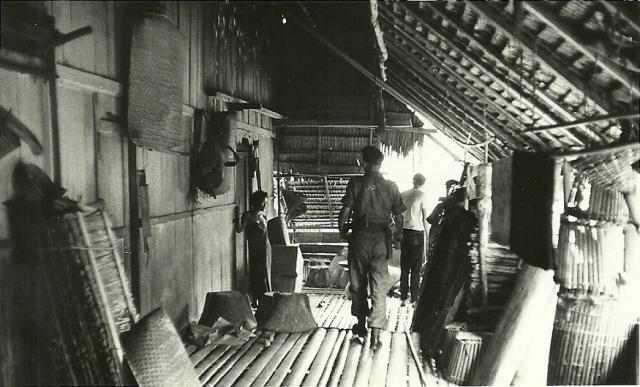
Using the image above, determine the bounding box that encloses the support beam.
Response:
[523,1,639,97]
[387,71,500,160]
[378,7,584,149]
[597,0,640,38]
[464,2,612,123]
[524,111,640,134]
[386,56,513,156]
[412,2,609,144]
[380,18,547,150]
[385,43,528,150]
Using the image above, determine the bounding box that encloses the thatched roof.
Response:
[374,1,639,161]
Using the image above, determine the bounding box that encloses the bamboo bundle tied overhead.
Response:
[469,263,556,386]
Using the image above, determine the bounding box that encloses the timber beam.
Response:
[409,2,609,144]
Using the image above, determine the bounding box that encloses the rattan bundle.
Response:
[439,325,491,385]
[555,215,625,295]
[547,290,637,385]
[569,143,640,193]
[42,210,138,385]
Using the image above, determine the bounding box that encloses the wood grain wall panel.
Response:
[95,94,126,227]
[50,1,111,78]
[57,85,97,202]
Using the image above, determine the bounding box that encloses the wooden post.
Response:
[470,263,556,386]
[511,284,558,385]
[477,163,491,312]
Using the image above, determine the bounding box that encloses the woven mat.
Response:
[128,12,187,151]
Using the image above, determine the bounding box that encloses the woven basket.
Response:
[439,325,491,385]
[547,290,637,385]
[122,308,200,387]
[128,11,187,151]
[555,215,625,295]
[42,210,138,385]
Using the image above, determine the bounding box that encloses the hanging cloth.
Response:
[510,151,555,270]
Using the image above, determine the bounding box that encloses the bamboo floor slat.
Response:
[188,294,433,386]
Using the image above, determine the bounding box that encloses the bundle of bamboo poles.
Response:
[555,215,625,295]
[466,243,521,312]
[586,183,629,223]
[440,324,491,385]
[547,290,637,385]
[41,210,138,385]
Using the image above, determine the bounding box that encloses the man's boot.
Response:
[370,328,382,351]
[352,317,367,343]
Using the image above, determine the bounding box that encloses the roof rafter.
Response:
[387,64,506,159]
[389,3,595,148]
[378,9,570,150]
[522,1,639,97]
[384,39,536,150]
[464,2,613,138]
[414,2,609,145]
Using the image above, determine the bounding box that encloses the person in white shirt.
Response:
[399,173,428,306]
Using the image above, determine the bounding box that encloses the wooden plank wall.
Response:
[1,2,277,384]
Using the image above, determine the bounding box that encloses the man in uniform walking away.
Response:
[338,146,405,351]
[400,173,428,307]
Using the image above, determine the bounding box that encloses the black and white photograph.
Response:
[1,1,639,386]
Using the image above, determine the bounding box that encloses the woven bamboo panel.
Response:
[548,291,637,385]
[128,12,187,151]
[555,215,625,295]
[42,211,133,385]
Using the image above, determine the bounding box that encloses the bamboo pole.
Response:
[477,164,491,313]
[318,330,347,387]
[470,263,556,386]
[282,329,326,387]
[338,338,365,387]
[386,333,407,386]
[304,329,340,386]
[264,331,311,387]
[327,331,352,387]
[234,334,288,386]
[252,332,302,387]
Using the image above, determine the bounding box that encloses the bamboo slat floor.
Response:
[187,293,431,387]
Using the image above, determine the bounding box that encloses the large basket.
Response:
[547,290,637,385]
[439,325,491,385]
[555,215,625,295]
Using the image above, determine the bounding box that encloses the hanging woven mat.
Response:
[128,11,187,152]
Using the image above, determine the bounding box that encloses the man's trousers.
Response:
[348,230,388,329]
[400,229,424,302]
